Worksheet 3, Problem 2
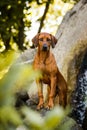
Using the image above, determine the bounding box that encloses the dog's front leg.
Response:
[36,80,44,110]
[47,76,57,109]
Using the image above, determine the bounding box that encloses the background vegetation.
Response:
[0,0,79,52]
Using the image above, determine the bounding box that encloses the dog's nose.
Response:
[42,43,48,51]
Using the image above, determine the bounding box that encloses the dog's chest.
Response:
[36,62,51,83]
[38,62,51,74]
[34,53,57,74]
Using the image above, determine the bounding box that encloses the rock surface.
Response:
[52,0,87,97]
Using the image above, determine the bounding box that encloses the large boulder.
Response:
[52,0,87,98]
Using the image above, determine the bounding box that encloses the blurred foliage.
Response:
[62,0,80,3]
[21,106,75,130]
[22,106,65,130]
[0,51,40,129]
[0,0,79,52]
[0,0,32,51]
[0,51,75,130]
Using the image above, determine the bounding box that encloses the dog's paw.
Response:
[37,103,44,110]
[45,103,54,110]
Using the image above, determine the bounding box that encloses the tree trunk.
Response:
[18,18,25,51]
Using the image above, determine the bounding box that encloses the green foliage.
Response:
[22,106,65,130]
[0,51,18,79]
[0,51,40,130]
[21,106,75,130]
[0,0,51,51]
[0,0,32,50]
[0,0,76,51]
[0,52,74,130]
[0,106,22,128]
[61,0,80,3]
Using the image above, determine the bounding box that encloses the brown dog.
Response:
[32,32,67,109]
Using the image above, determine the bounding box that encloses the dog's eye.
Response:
[39,38,43,41]
[47,38,51,41]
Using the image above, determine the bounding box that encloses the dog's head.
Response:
[32,32,57,51]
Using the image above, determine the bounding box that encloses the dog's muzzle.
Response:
[42,43,48,51]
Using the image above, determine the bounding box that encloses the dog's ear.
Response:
[32,34,39,47]
[50,34,57,48]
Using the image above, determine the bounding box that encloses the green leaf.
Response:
[58,117,76,130]
[0,106,22,126]
[22,107,44,130]
[44,106,65,130]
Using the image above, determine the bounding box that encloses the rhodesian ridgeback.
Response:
[32,32,67,109]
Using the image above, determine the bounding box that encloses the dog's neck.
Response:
[37,49,50,64]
